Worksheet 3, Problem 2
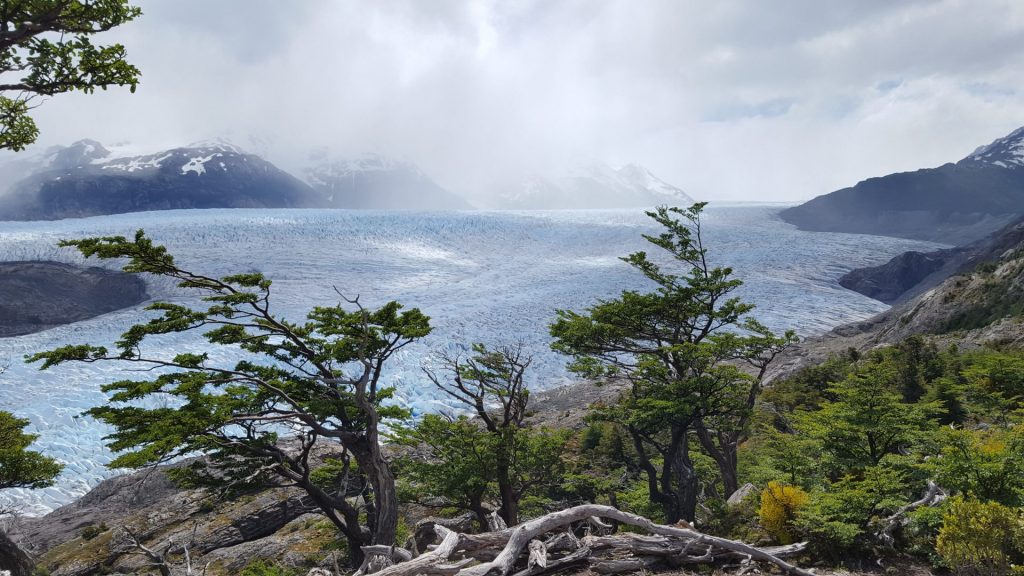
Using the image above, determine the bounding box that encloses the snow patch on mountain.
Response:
[966,126,1024,167]
[181,153,221,176]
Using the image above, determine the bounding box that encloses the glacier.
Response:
[0,205,944,515]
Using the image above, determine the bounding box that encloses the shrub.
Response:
[79,523,108,540]
[758,481,808,544]
[936,496,1023,576]
[239,559,301,576]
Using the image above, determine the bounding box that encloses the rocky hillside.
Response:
[0,140,322,220]
[496,163,693,210]
[0,262,147,337]
[304,154,472,210]
[838,214,1024,304]
[779,125,1024,243]
[770,231,1024,381]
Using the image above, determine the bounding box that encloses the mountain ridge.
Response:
[779,125,1024,244]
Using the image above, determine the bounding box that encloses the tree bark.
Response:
[350,435,399,546]
[665,428,698,523]
[695,423,740,498]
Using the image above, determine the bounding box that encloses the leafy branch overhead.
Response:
[0,0,141,150]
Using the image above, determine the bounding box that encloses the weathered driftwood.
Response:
[877,480,946,548]
[368,504,815,576]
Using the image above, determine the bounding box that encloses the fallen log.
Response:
[368,504,814,576]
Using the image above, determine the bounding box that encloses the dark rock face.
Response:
[0,261,147,337]
[839,250,956,303]
[11,455,334,576]
[0,530,34,576]
[0,141,322,221]
[780,126,1024,244]
[839,215,1024,304]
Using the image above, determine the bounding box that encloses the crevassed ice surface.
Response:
[0,205,944,515]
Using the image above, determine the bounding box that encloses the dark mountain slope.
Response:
[780,126,1024,244]
[0,140,321,220]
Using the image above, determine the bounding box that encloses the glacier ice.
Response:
[0,205,944,515]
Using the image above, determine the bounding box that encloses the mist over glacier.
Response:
[0,205,944,515]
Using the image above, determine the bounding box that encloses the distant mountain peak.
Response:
[183,137,246,155]
[965,125,1024,168]
[497,162,693,210]
[304,153,470,210]
[48,139,111,169]
[0,138,320,220]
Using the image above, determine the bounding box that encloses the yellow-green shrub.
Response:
[936,496,1023,575]
[759,481,809,544]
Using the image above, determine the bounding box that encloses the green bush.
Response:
[79,523,108,540]
[239,559,302,576]
[936,496,1023,576]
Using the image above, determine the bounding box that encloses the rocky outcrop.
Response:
[838,249,955,303]
[838,215,1024,304]
[8,460,336,576]
[0,261,147,337]
[0,530,33,576]
[769,232,1024,382]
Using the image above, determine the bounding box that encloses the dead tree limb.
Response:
[383,504,814,576]
[877,480,946,548]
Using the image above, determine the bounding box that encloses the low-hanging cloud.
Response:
[22,0,1024,202]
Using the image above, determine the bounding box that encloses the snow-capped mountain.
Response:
[0,139,320,220]
[304,153,472,210]
[963,126,1024,169]
[496,163,694,210]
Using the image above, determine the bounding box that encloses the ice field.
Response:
[0,205,944,514]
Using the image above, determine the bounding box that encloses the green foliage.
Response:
[0,1,141,150]
[396,343,569,528]
[0,409,62,489]
[936,496,1024,576]
[239,559,302,576]
[802,364,935,475]
[930,426,1024,506]
[550,203,795,522]
[795,466,910,554]
[29,230,431,555]
[79,523,108,540]
[751,338,1024,563]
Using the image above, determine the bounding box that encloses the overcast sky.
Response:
[24,0,1024,202]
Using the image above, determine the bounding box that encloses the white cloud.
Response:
[23,0,1024,201]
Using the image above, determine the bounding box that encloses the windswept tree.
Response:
[397,343,566,527]
[0,0,141,150]
[29,231,430,565]
[550,204,795,523]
